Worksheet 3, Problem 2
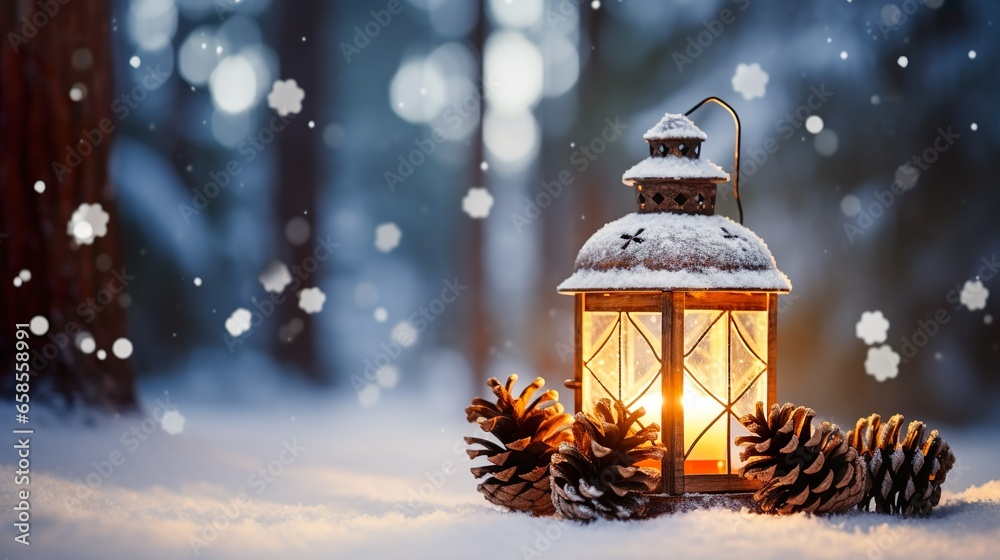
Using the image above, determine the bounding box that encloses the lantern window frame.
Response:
[570,289,779,495]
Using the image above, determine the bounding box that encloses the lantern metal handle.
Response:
[684,97,743,224]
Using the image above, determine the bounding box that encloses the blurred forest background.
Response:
[2,0,998,426]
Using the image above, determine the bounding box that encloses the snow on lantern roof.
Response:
[622,155,730,185]
[557,212,791,293]
[642,113,708,141]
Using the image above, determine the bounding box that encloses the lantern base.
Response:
[644,492,760,517]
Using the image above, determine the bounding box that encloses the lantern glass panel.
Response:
[682,307,769,475]
[582,310,663,442]
[682,374,728,474]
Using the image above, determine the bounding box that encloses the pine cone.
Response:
[736,402,866,514]
[464,375,573,516]
[848,413,956,516]
[549,399,665,522]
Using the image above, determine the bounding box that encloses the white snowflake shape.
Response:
[67,203,110,245]
[462,187,494,219]
[225,307,252,337]
[895,163,920,191]
[959,279,989,311]
[29,315,49,336]
[731,63,769,101]
[391,320,418,347]
[855,310,890,345]
[864,344,900,382]
[112,337,134,359]
[267,79,304,116]
[76,332,96,354]
[375,222,401,253]
[160,410,186,435]
[298,287,326,314]
[259,260,292,293]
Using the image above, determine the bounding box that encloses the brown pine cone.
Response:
[736,402,866,514]
[549,399,665,522]
[464,375,572,516]
[848,413,956,516]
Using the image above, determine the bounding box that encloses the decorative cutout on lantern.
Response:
[623,113,730,215]
[558,98,792,495]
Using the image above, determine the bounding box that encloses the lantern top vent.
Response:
[621,156,729,186]
[623,112,729,213]
[557,212,791,293]
[642,113,707,141]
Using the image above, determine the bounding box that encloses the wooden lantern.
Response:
[557,103,791,495]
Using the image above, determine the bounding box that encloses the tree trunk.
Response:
[0,0,135,410]
[273,0,322,381]
[468,2,489,389]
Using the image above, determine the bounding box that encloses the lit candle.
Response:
[682,393,727,474]
[635,391,663,434]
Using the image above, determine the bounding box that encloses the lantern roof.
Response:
[642,113,708,141]
[622,155,730,186]
[557,211,791,293]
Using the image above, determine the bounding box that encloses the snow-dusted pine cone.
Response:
[549,399,665,522]
[848,413,956,516]
[736,402,866,514]
[464,375,573,516]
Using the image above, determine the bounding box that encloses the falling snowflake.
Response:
[29,315,49,336]
[161,410,185,435]
[462,187,494,219]
[731,63,768,101]
[76,332,96,354]
[895,163,920,191]
[805,115,824,134]
[374,307,388,322]
[67,203,110,245]
[33,180,45,193]
[298,287,326,314]
[855,310,890,345]
[112,337,134,359]
[864,345,900,382]
[225,308,253,337]
[129,55,141,68]
[897,56,908,68]
[267,79,305,116]
[259,260,292,293]
[840,194,861,217]
[960,279,989,311]
[375,222,402,253]
[391,320,418,347]
[375,365,400,388]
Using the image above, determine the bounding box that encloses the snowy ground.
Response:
[1,377,999,560]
